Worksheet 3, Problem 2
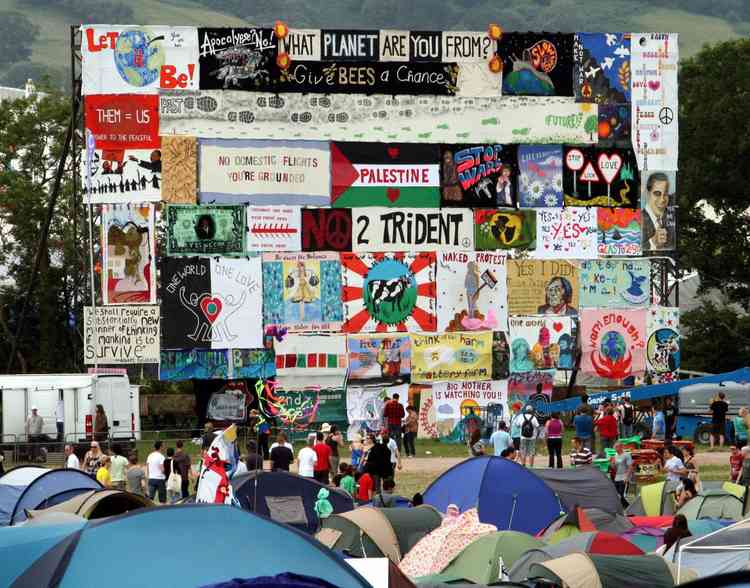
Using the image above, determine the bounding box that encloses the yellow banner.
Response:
[410,331,492,383]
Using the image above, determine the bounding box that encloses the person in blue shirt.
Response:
[573,407,594,452]
[490,421,512,457]
[652,405,666,441]
[509,406,522,456]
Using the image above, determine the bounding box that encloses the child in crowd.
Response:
[354,470,374,505]
[372,477,397,507]
[730,446,743,483]
[738,447,750,486]
[96,456,112,487]
[339,463,356,496]
[350,434,363,470]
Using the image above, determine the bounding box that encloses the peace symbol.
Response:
[659,107,674,125]
[325,210,352,250]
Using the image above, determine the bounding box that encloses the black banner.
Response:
[497,33,574,96]
[198,27,277,91]
[440,144,518,208]
[301,208,353,252]
[563,146,640,207]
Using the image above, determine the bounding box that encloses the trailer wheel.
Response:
[695,424,712,445]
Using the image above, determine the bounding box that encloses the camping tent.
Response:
[623,520,728,553]
[26,490,151,521]
[626,481,680,517]
[539,507,633,544]
[0,466,47,526]
[9,469,101,525]
[422,457,565,534]
[508,532,644,582]
[533,468,623,514]
[668,518,750,581]
[316,505,443,562]
[399,509,497,579]
[529,553,686,588]
[4,504,372,588]
[231,470,355,534]
[417,531,544,585]
[677,490,744,521]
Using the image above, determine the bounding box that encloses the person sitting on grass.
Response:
[372,477,399,508]
[675,477,697,508]
[500,446,517,461]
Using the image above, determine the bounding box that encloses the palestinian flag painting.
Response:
[331,142,440,208]
[341,252,437,333]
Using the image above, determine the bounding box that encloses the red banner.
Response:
[84,94,159,149]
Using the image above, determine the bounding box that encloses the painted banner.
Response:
[497,33,574,96]
[563,146,640,207]
[574,32,631,104]
[82,26,199,95]
[509,316,575,372]
[534,207,598,259]
[646,307,680,383]
[166,205,245,256]
[508,370,554,413]
[433,381,508,424]
[159,91,597,144]
[197,27,277,91]
[631,33,679,171]
[83,148,161,203]
[492,331,510,380]
[411,331,492,383]
[198,139,331,205]
[597,208,642,257]
[301,208,352,252]
[597,103,632,148]
[230,348,276,379]
[437,251,508,332]
[331,142,440,208]
[247,206,301,252]
[161,136,197,203]
[642,170,677,251]
[417,386,439,439]
[262,252,343,332]
[440,144,517,207]
[347,334,411,383]
[160,349,230,380]
[84,94,159,149]
[352,207,473,252]
[160,256,263,349]
[507,260,579,316]
[346,385,384,425]
[84,305,160,364]
[274,334,348,390]
[341,252,437,333]
[274,388,347,424]
[101,204,156,304]
[207,381,252,423]
[579,259,651,308]
[517,144,564,207]
[474,209,536,251]
[580,308,647,379]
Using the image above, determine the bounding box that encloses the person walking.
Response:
[595,407,619,455]
[573,407,594,452]
[545,412,564,468]
[611,443,633,508]
[383,393,406,453]
[244,441,264,471]
[64,444,80,470]
[109,444,128,491]
[313,432,332,484]
[172,440,192,499]
[126,453,146,496]
[733,409,749,449]
[325,424,344,476]
[383,430,402,480]
[620,398,635,439]
[146,441,166,503]
[664,396,678,444]
[270,433,294,472]
[514,406,539,468]
[509,406,522,460]
[710,392,729,448]
[298,434,317,479]
[55,396,65,443]
[83,441,104,476]
[403,406,418,458]
[93,404,109,444]
[490,421,512,456]
[652,404,666,442]
[366,434,394,493]
[25,406,45,462]
[164,447,181,504]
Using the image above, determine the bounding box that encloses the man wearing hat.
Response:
[25,406,45,462]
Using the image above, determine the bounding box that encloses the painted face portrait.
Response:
[648,177,670,217]
[546,278,565,307]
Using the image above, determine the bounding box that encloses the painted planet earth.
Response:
[600,330,626,361]
[114,30,165,88]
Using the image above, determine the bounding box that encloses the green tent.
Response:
[626,481,679,517]
[415,531,544,585]
[677,490,744,521]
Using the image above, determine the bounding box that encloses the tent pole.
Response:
[508,494,518,530]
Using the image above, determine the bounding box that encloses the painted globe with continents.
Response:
[600,331,627,361]
[114,30,165,88]
[362,259,417,326]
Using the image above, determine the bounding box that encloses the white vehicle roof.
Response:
[0,374,124,390]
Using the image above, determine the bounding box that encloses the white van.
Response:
[0,373,141,444]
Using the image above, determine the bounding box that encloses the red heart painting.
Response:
[200,296,223,323]
[386,188,401,203]
[647,80,661,92]
[553,322,563,332]
[387,147,400,159]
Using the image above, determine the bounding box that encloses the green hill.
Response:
[0,0,744,89]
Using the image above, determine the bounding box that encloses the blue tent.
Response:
[231,470,355,534]
[423,457,565,535]
[6,505,371,588]
[9,468,101,525]
[0,466,48,526]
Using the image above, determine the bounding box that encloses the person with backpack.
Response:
[620,398,635,438]
[513,406,539,468]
